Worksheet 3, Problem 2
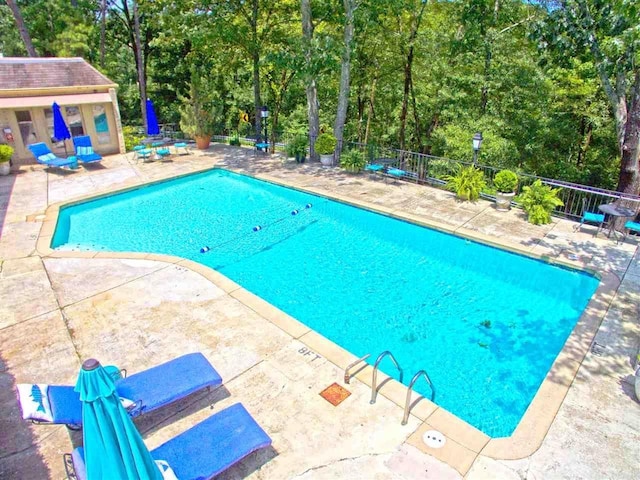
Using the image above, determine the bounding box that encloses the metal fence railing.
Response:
[209,133,640,222]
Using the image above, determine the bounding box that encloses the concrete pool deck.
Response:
[0,144,638,479]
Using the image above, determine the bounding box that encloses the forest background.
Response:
[1,0,638,194]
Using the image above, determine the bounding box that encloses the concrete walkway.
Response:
[0,145,638,479]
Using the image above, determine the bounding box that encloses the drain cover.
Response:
[422,430,446,449]
[319,382,351,406]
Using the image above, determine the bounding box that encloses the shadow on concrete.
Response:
[133,385,232,439]
[0,354,51,478]
[0,171,18,238]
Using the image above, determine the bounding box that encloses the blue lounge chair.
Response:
[574,199,605,237]
[622,220,640,243]
[66,403,272,480]
[72,136,103,164]
[27,143,78,169]
[19,353,222,429]
[365,162,384,179]
[133,145,153,162]
[152,141,171,160]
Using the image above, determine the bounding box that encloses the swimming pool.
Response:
[53,169,599,437]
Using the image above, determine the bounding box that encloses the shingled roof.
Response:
[0,57,116,91]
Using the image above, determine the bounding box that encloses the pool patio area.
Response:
[1,144,639,479]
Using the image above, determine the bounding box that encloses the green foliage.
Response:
[445,165,487,201]
[286,135,308,158]
[315,133,337,155]
[340,149,366,173]
[517,180,564,225]
[178,75,216,138]
[229,135,241,146]
[493,170,518,193]
[122,126,145,152]
[0,144,14,163]
[10,0,631,193]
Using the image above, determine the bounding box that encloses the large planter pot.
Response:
[495,191,515,211]
[0,162,10,176]
[319,153,334,167]
[195,135,211,150]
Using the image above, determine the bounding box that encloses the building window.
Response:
[65,106,84,136]
[16,110,37,147]
[92,105,111,144]
[43,108,67,155]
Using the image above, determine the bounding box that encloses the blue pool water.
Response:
[53,169,599,437]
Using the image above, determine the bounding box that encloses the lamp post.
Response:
[472,131,483,166]
[261,106,269,152]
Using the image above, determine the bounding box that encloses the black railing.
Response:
[211,133,640,222]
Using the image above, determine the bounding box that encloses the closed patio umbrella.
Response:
[52,101,71,155]
[145,99,160,136]
[75,359,162,480]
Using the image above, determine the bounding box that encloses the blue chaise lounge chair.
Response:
[17,353,222,429]
[66,403,272,480]
[27,143,78,169]
[72,136,103,164]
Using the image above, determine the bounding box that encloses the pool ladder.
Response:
[344,350,435,426]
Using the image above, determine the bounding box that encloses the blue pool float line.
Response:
[200,203,314,254]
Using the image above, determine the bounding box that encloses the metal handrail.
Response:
[344,353,371,384]
[402,370,436,425]
[370,351,404,405]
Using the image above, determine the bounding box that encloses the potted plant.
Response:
[315,133,337,166]
[340,149,366,173]
[444,164,486,201]
[0,144,13,175]
[518,179,564,225]
[178,78,215,150]
[286,135,308,163]
[493,169,518,211]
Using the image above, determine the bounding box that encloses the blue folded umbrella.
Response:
[146,99,160,136]
[52,102,71,142]
[75,358,163,480]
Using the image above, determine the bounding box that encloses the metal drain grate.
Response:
[319,382,351,406]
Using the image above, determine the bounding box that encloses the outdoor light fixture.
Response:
[472,131,483,165]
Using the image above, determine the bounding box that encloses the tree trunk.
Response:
[100,0,107,68]
[398,0,428,152]
[251,0,263,141]
[6,0,38,57]
[364,76,377,146]
[302,0,319,161]
[334,0,356,160]
[617,71,640,195]
[133,0,147,132]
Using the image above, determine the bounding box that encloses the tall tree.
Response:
[302,0,320,161]
[538,0,639,195]
[396,0,429,151]
[100,0,107,68]
[133,0,147,131]
[5,0,37,56]
[334,0,357,159]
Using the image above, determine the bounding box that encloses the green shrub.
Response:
[229,135,241,146]
[0,144,14,163]
[122,126,145,152]
[518,180,564,225]
[286,134,308,158]
[444,165,487,201]
[340,149,366,173]
[315,133,337,155]
[493,169,518,193]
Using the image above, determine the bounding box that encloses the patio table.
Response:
[598,203,637,239]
